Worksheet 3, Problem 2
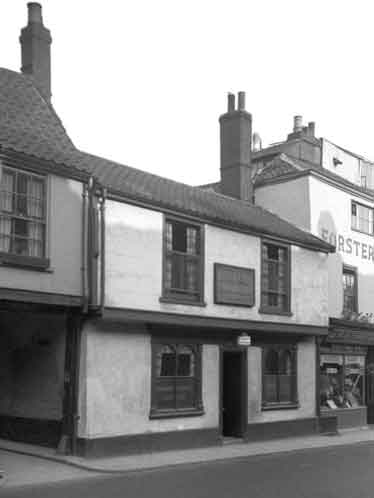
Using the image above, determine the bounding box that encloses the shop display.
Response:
[320,354,365,409]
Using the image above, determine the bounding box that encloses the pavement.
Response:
[2,426,374,489]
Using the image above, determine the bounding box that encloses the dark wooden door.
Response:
[222,351,245,437]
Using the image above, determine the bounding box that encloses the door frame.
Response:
[219,346,248,438]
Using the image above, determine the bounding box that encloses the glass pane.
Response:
[263,375,277,403]
[176,378,195,408]
[160,353,176,377]
[279,374,293,402]
[155,379,175,410]
[320,355,344,409]
[172,222,187,252]
[344,356,365,407]
[0,171,14,212]
[264,349,278,374]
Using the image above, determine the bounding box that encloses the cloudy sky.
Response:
[2,1,374,185]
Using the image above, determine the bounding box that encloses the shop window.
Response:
[342,266,357,314]
[150,343,203,418]
[351,201,374,235]
[0,166,48,267]
[260,241,290,314]
[262,346,297,408]
[320,354,365,409]
[162,218,204,304]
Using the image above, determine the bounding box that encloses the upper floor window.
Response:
[0,167,46,261]
[260,241,290,314]
[262,345,297,408]
[162,218,204,304]
[360,162,374,189]
[150,342,203,418]
[351,201,374,235]
[343,266,357,314]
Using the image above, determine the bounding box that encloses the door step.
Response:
[222,437,244,445]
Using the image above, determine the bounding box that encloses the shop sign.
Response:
[320,228,374,262]
[214,264,255,307]
[328,329,374,346]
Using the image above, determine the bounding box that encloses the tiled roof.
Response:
[0,68,334,253]
[0,68,77,163]
[255,153,374,197]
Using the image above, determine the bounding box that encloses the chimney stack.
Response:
[20,3,52,102]
[293,115,303,133]
[307,121,315,137]
[219,92,253,202]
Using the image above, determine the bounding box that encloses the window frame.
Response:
[351,200,374,236]
[160,215,205,306]
[342,265,358,314]
[259,239,291,316]
[150,340,204,419]
[0,166,49,270]
[261,344,298,410]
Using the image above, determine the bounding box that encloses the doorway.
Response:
[222,350,247,438]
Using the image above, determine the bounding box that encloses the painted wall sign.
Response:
[320,228,374,262]
[214,263,255,307]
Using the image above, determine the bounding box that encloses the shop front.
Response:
[319,319,374,429]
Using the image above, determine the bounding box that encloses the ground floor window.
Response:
[150,342,203,418]
[262,345,297,408]
[320,353,365,409]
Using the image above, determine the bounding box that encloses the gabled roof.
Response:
[0,68,334,253]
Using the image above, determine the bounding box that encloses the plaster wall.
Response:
[309,176,374,317]
[322,139,361,186]
[0,312,66,420]
[247,338,316,423]
[255,176,311,231]
[0,175,83,297]
[104,200,328,327]
[78,320,219,438]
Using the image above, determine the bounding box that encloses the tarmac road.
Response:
[4,441,374,498]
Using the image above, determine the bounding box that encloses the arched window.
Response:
[262,346,297,407]
[151,343,203,416]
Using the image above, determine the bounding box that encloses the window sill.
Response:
[159,296,207,307]
[351,227,374,238]
[0,252,51,272]
[149,408,205,420]
[262,402,299,411]
[259,307,293,317]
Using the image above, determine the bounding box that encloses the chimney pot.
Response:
[228,93,235,113]
[308,121,315,137]
[238,91,246,111]
[293,115,303,132]
[27,3,43,24]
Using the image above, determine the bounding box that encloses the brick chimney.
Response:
[219,92,253,201]
[20,3,52,102]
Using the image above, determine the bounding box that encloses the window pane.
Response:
[160,353,176,377]
[155,379,175,410]
[344,356,365,407]
[172,222,187,252]
[320,355,344,408]
[279,375,293,402]
[176,378,195,408]
[0,171,14,212]
[263,375,278,403]
[0,216,11,252]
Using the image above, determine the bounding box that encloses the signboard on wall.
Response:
[214,263,255,307]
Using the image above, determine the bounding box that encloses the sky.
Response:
[2,1,374,186]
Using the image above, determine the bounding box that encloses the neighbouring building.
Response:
[251,117,374,430]
[0,5,335,456]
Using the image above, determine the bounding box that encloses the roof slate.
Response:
[0,68,334,253]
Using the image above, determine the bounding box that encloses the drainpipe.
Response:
[100,187,107,315]
[81,182,89,313]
